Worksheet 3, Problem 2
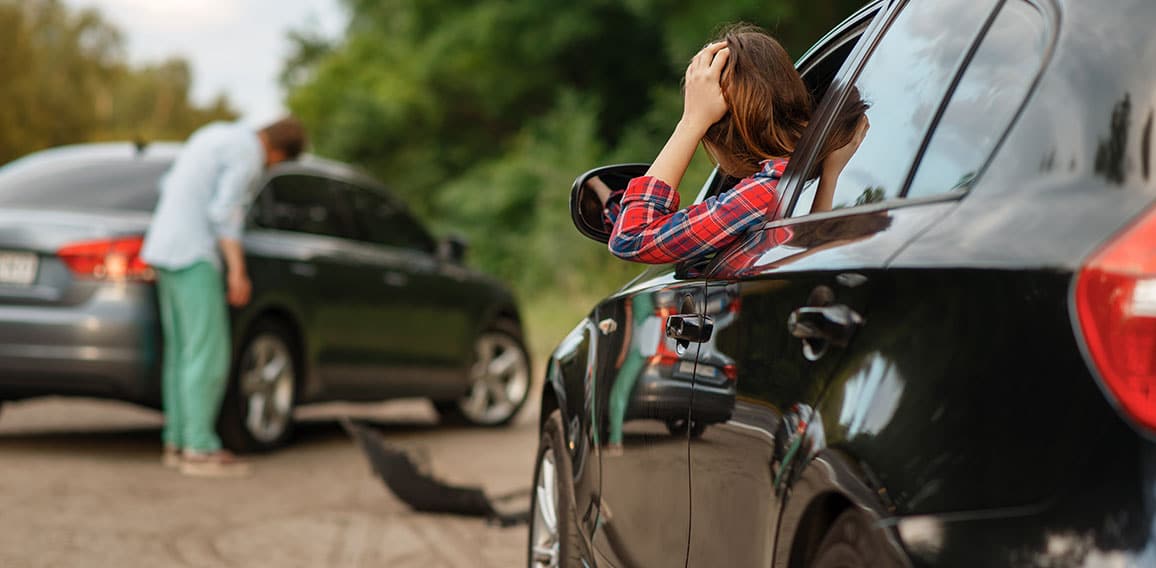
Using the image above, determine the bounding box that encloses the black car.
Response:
[0,143,531,452]
[530,0,1156,566]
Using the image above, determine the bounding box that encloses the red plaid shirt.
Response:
[607,158,788,264]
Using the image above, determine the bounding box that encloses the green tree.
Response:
[0,0,237,165]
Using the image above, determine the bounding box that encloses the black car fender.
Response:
[776,448,909,568]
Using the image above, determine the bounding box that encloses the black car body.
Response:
[0,143,531,451]
[530,0,1156,566]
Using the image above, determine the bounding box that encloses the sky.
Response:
[64,0,348,126]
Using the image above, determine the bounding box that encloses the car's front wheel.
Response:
[528,410,582,568]
[435,320,530,427]
[218,319,298,453]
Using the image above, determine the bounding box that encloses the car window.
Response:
[346,183,436,253]
[905,1,1047,198]
[260,174,354,239]
[791,0,1000,216]
[699,15,873,202]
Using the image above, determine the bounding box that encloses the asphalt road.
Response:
[0,397,540,568]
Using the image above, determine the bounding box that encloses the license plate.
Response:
[0,252,38,286]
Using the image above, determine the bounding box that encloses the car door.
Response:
[341,181,475,398]
[245,171,367,394]
[683,0,1017,565]
[587,261,706,568]
[775,2,1061,559]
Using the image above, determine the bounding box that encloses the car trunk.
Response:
[0,208,152,307]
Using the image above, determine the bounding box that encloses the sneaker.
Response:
[162,445,182,469]
[179,450,252,478]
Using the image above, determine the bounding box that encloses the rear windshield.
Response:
[0,157,170,212]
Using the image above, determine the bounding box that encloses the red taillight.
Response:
[57,236,154,282]
[1075,207,1156,430]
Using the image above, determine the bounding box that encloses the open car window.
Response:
[697,10,875,202]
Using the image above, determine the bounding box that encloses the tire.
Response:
[811,508,906,568]
[435,319,531,427]
[528,410,583,568]
[218,319,298,453]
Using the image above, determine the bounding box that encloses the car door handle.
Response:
[383,271,408,287]
[666,314,714,344]
[787,305,864,347]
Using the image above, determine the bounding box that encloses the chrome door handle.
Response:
[666,314,714,344]
[787,305,863,346]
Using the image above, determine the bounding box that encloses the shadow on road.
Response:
[0,399,482,459]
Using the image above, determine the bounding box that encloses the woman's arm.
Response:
[645,42,730,191]
[812,115,870,214]
[608,162,786,264]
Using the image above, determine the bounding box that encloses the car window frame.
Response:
[693,2,885,206]
[775,0,1057,223]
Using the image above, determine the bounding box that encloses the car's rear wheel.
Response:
[528,410,582,568]
[218,319,297,453]
[436,320,530,427]
[811,508,905,568]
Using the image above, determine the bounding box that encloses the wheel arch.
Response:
[779,449,907,568]
[539,376,561,433]
[787,492,855,568]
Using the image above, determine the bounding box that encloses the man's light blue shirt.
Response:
[142,122,264,271]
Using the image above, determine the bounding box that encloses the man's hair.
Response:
[260,117,307,160]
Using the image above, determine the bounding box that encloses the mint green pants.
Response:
[155,261,230,453]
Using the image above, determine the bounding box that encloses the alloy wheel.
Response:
[458,332,530,425]
[530,447,560,568]
[238,333,295,444]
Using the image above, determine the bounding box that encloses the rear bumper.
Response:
[0,283,161,404]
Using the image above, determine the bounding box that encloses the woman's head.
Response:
[702,24,812,178]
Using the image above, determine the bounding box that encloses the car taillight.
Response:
[1075,206,1156,430]
[57,236,154,282]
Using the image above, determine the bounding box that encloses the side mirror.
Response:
[438,234,469,264]
[570,163,650,243]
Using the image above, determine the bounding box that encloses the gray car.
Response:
[0,142,531,451]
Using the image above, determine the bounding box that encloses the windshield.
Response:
[0,156,170,212]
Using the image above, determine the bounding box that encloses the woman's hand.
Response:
[823,114,870,176]
[681,42,731,132]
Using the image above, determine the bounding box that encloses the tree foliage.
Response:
[285,0,866,303]
[0,0,237,165]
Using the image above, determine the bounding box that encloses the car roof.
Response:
[1,141,385,191]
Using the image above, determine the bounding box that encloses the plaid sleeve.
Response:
[607,170,784,264]
[603,190,625,226]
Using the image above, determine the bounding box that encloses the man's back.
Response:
[141,121,263,271]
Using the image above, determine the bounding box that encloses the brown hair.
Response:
[260,117,307,160]
[703,24,811,178]
[702,24,868,179]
